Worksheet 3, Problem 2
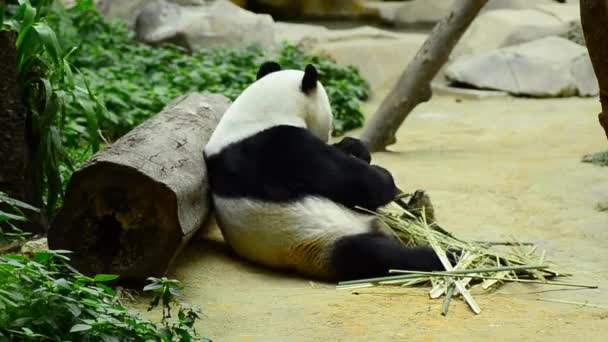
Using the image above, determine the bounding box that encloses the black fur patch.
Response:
[256,61,282,80]
[301,64,318,94]
[205,125,398,211]
[330,233,448,281]
[332,137,371,164]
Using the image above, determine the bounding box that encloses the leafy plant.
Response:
[0,250,206,341]
[144,277,204,340]
[0,192,37,242]
[45,0,370,139]
[3,0,370,218]
[2,0,106,215]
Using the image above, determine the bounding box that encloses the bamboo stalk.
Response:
[473,241,535,246]
[441,283,456,316]
[389,264,549,277]
[425,226,481,315]
[338,265,549,287]
[388,273,597,289]
[337,274,597,290]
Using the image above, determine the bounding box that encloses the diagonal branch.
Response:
[360,0,488,152]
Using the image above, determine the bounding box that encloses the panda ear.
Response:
[301,64,318,94]
[256,61,282,80]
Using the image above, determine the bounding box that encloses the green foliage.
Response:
[0,192,37,242]
[0,250,206,341]
[46,0,370,139]
[3,0,369,217]
[3,0,107,215]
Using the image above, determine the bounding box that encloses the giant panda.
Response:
[204,62,448,281]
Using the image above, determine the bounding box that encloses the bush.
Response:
[47,0,369,142]
[0,250,206,341]
[3,0,370,215]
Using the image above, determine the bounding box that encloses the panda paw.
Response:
[332,137,371,164]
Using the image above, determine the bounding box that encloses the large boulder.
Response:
[364,0,558,27]
[135,0,274,51]
[95,0,148,28]
[454,8,563,57]
[274,23,426,92]
[242,0,372,18]
[445,36,598,97]
[453,4,581,57]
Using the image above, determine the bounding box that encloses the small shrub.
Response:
[0,250,206,341]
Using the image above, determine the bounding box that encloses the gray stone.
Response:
[453,8,564,57]
[445,36,598,97]
[363,0,558,27]
[273,23,427,91]
[431,83,509,100]
[95,0,148,28]
[20,237,48,254]
[135,0,274,51]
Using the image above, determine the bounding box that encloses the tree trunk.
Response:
[0,30,45,232]
[580,0,608,141]
[48,93,230,280]
[360,0,488,152]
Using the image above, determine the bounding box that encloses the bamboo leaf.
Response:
[69,323,92,333]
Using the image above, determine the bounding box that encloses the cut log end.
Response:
[48,93,229,280]
[49,162,181,279]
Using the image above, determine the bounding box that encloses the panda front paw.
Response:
[333,137,371,164]
[370,165,400,205]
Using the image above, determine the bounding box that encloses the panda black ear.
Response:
[301,64,318,94]
[256,61,282,80]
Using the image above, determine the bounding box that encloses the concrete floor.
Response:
[138,95,608,341]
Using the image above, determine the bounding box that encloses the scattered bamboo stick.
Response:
[441,283,456,316]
[338,196,591,316]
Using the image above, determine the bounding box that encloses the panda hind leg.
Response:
[330,233,454,281]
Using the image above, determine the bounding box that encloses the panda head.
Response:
[206,62,334,155]
[252,61,333,142]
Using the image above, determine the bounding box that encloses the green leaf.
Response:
[0,212,27,222]
[0,192,39,212]
[32,22,62,66]
[70,323,92,333]
[142,283,162,292]
[94,274,119,282]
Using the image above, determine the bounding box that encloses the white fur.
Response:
[213,195,384,278]
[205,70,333,156]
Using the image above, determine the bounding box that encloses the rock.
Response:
[274,23,426,92]
[364,0,558,27]
[312,33,426,92]
[445,36,598,97]
[243,0,372,18]
[135,0,274,51]
[453,9,564,57]
[483,0,561,11]
[20,237,48,254]
[95,0,148,28]
[431,83,509,100]
[273,22,330,46]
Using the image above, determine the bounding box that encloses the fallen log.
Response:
[48,93,230,280]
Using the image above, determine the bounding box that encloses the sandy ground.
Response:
[136,94,608,341]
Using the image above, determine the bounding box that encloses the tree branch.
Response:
[360,0,488,152]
